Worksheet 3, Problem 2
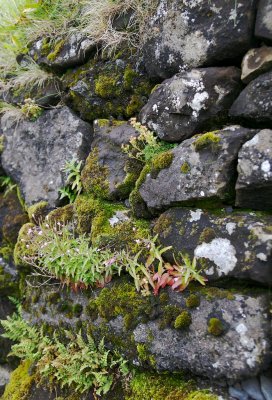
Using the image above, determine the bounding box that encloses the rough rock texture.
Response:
[139,67,242,142]
[29,34,95,71]
[154,207,272,285]
[236,130,272,211]
[138,126,255,211]
[81,119,140,200]
[143,0,257,79]
[22,279,272,383]
[255,0,272,42]
[0,366,11,396]
[0,292,16,364]
[64,53,153,122]
[229,71,272,126]
[1,107,92,207]
[241,47,272,84]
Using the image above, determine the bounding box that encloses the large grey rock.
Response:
[28,34,95,71]
[1,107,92,207]
[260,375,272,400]
[255,0,272,42]
[0,366,11,396]
[154,207,272,285]
[138,126,256,211]
[139,67,242,142]
[142,0,257,79]
[229,71,272,126]
[22,279,272,383]
[81,119,141,200]
[241,378,265,400]
[241,47,272,84]
[235,130,272,211]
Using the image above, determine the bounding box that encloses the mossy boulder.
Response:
[81,119,142,200]
[63,51,153,121]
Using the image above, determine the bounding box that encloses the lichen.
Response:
[1,360,35,400]
[174,311,192,329]
[193,132,220,151]
[207,318,224,336]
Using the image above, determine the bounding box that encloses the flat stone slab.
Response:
[241,47,272,84]
[154,207,272,285]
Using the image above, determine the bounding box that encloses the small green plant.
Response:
[1,304,129,396]
[59,159,83,204]
[20,98,43,120]
[0,175,17,196]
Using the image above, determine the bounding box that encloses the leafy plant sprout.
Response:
[59,158,83,204]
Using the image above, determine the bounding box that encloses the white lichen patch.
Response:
[189,209,203,222]
[194,238,237,276]
[226,222,236,235]
[257,253,267,262]
[261,160,270,173]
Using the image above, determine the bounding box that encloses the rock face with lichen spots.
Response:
[63,54,153,122]
[21,279,272,383]
[255,0,272,42]
[241,47,272,84]
[154,207,272,285]
[229,71,272,126]
[235,129,272,211]
[1,107,92,207]
[139,67,242,142]
[28,34,96,71]
[138,126,256,212]
[81,119,141,200]
[142,0,257,79]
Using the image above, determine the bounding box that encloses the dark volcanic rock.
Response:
[22,279,272,383]
[235,129,272,211]
[1,107,92,207]
[143,0,257,79]
[241,47,272,84]
[229,71,272,126]
[81,119,140,200]
[154,207,272,285]
[138,126,255,211]
[255,0,272,42]
[28,34,96,71]
[139,67,242,142]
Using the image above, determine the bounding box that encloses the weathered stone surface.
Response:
[138,126,255,211]
[0,295,16,364]
[139,67,242,142]
[29,34,95,71]
[154,207,272,285]
[229,71,272,126]
[235,130,272,211]
[241,379,265,400]
[255,0,272,42]
[142,0,257,79]
[0,366,11,396]
[81,119,140,200]
[1,107,92,207]
[63,53,153,122]
[241,47,272,84]
[22,279,272,383]
[260,375,272,400]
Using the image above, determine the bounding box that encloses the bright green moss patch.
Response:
[193,132,220,152]
[47,204,74,225]
[180,161,191,174]
[185,294,200,308]
[207,318,224,336]
[2,360,35,400]
[159,305,182,329]
[47,39,65,61]
[129,164,151,218]
[94,74,121,98]
[124,66,138,89]
[174,311,192,329]
[27,201,48,224]
[151,151,174,177]
[136,344,156,368]
[13,223,35,267]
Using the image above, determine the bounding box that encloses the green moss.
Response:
[81,148,110,200]
[193,132,220,152]
[124,66,138,89]
[159,305,182,329]
[47,39,65,61]
[126,95,143,117]
[150,84,161,94]
[151,151,174,177]
[47,204,74,225]
[180,161,191,174]
[96,119,126,129]
[14,223,35,267]
[136,344,156,368]
[27,201,48,224]
[185,294,200,308]
[115,171,139,199]
[0,135,4,153]
[199,228,216,244]
[129,164,151,218]
[40,37,51,56]
[153,214,173,238]
[174,311,192,329]
[94,74,121,98]
[159,292,169,303]
[207,318,224,336]
[186,391,218,400]
[2,360,35,400]
[192,285,235,301]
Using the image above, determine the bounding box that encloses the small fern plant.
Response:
[59,158,83,203]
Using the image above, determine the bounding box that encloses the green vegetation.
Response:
[185,294,200,308]
[207,318,224,336]
[180,161,191,174]
[1,360,35,400]
[174,311,192,329]
[193,132,220,152]
[59,158,83,204]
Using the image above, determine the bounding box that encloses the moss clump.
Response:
[95,119,126,129]
[207,318,224,336]
[151,151,174,177]
[180,161,191,174]
[13,223,36,267]
[81,148,110,200]
[186,391,218,400]
[193,132,220,152]
[124,66,138,89]
[47,39,65,61]
[27,201,48,224]
[126,95,143,117]
[159,305,182,329]
[1,360,35,400]
[94,74,121,98]
[191,285,235,301]
[185,294,200,308]
[115,171,139,200]
[153,214,173,238]
[136,343,156,368]
[129,164,151,218]
[199,227,216,244]
[47,204,74,225]
[174,311,192,330]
